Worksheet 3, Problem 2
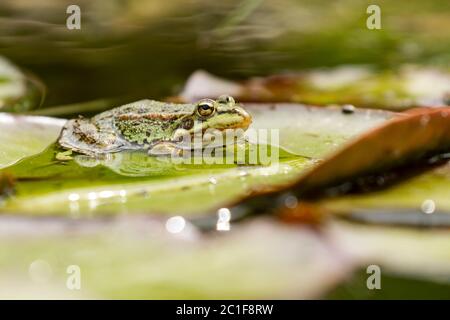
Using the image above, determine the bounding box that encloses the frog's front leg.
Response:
[55,149,73,161]
[148,142,183,157]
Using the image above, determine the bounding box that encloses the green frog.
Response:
[57,95,252,157]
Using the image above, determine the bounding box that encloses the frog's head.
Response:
[187,95,252,133]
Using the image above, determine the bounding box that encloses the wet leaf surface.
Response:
[328,221,450,282]
[0,103,391,216]
[319,161,450,226]
[230,107,450,227]
[0,217,352,299]
[0,113,65,169]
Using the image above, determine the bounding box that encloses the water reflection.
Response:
[165,216,186,234]
[421,199,436,214]
[216,207,231,231]
[28,259,52,284]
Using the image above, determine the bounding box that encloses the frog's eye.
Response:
[217,94,235,105]
[196,99,216,117]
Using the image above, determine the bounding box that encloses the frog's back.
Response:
[92,100,194,123]
[113,100,194,117]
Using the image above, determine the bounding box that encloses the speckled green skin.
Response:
[58,98,251,156]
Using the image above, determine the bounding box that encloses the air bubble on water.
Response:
[165,216,186,234]
[421,199,435,214]
[284,195,298,209]
[29,259,52,284]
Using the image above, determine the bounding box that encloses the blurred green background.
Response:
[0,0,449,107]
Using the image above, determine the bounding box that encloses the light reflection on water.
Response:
[421,199,436,214]
[216,207,231,231]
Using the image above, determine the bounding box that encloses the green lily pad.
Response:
[0,217,352,299]
[0,113,65,169]
[329,221,450,283]
[320,162,450,226]
[230,107,450,227]
[0,103,392,217]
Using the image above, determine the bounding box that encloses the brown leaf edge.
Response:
[178,70,450,110]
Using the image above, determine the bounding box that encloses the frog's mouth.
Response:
[222,107,252,130]
[199,107,252,132]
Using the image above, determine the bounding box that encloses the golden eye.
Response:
[196,99,215,117]
[218,94,235,105]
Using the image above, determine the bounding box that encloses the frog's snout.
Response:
[235,107,252,130]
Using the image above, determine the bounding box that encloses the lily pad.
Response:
[229,107,450,227]
[0,217,353,299]
[0,103,391,217]
[180,66,450,110]
[319,161,450,226]
[329,221,450,283]
[0,56,44,112]
[0,113,65,169]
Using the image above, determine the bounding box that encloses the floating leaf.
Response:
[318,161,450,226]
[0,103,391,217]
[329,221,450,283]
[230,107,450,227]
[0,113,65,170]
[0,217,353,299]
[292,107,450,195]
[180,66,450,110]
[0,56,45,112]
